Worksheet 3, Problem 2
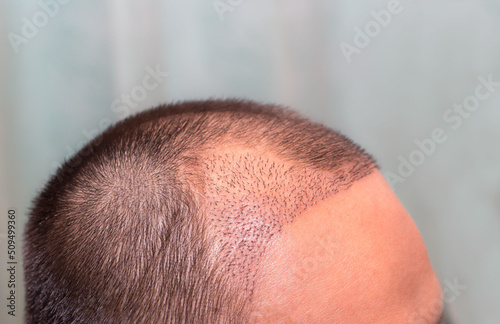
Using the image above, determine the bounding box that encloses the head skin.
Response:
[24,99,442,323]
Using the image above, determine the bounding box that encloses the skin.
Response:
[250,170,443,323]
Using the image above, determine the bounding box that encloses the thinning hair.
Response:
[24,99,376,323]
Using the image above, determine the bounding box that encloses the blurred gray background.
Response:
[1,0,499,323]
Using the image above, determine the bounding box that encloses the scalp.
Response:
[24,99,376,323]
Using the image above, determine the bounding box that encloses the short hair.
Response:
[24,99,376,323]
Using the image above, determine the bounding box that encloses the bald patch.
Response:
[201,149,373,296]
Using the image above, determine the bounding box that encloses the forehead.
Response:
[252,170,442,323]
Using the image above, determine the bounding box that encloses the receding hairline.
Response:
[197,142,376,284]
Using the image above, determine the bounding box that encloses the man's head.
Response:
[24,99,442,323]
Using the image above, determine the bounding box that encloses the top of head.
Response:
[24,99,376,323]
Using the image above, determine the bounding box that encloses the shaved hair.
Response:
[24,99,376,323]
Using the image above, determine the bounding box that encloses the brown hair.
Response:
[24,99,376,323]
